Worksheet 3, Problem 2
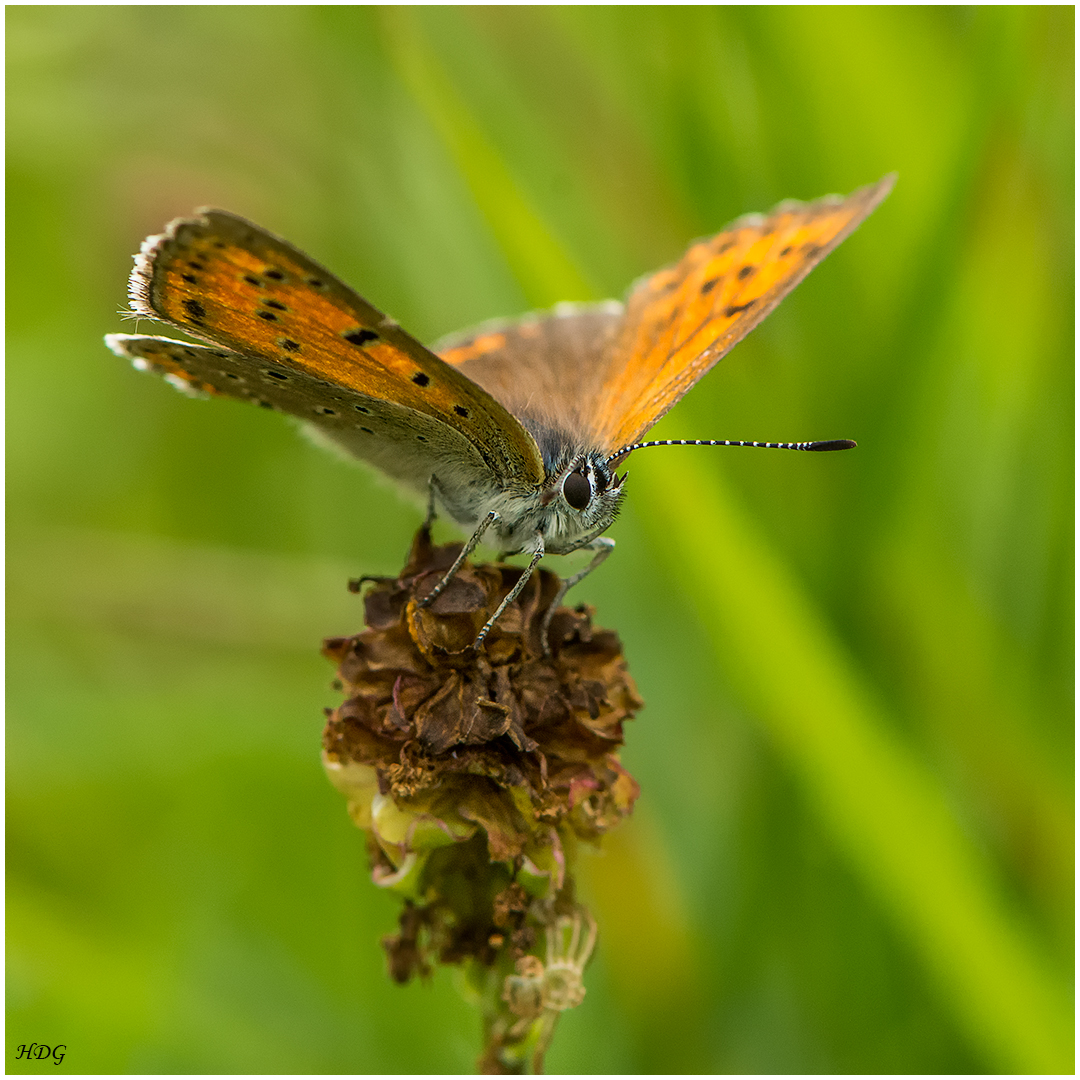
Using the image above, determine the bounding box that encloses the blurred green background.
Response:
[7,6,1072,1074]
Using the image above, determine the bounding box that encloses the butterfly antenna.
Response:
[606,438,856,467]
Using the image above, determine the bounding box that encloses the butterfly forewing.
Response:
[595,174,896,452]
[127,209,543,486]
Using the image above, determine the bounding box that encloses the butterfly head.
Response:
[527,449,626,552]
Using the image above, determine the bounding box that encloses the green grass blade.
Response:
[635,452,1073,1073]
[381,10,598,307]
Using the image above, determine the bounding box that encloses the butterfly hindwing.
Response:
[595,174,896,451]
[105,333,497,498]
[125,209,544,487]
[436,301,624,453]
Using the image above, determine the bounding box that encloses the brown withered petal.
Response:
[382,902,430,984]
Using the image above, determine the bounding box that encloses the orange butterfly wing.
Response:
[595,174,896,452]
[435,302,623,443]
[126,209,544,486]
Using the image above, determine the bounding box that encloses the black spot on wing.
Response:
[737,265,755,280]
[243,274,261,286]
[411,372,430,387]
[183,299,206,322]
[701,278,719,294]
[263,299,287,311]
[263,268,285,281]
[257,310,278,322]
[279,339,301,352]
[724,301,756,316]
[780,246,793,257]
[182,274,198,284]
[343,328,379,347]
[454,405,470,418]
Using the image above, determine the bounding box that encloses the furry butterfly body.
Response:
[107,175,894,643]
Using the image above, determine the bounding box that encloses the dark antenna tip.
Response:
[805,439,857,451]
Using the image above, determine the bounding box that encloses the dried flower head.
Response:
[322,526,642,1072]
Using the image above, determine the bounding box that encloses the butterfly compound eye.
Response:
[563,469,592,510]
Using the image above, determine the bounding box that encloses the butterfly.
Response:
[106,174,894,650]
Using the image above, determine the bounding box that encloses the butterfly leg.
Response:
[473,532,546,651]
[417,510,499,608]
[422,475,439,531]
[541,537,615,656]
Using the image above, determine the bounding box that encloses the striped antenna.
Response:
[606,437,856,467]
